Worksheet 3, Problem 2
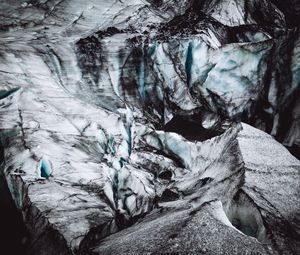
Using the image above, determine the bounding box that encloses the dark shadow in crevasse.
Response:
[0,142,29,255]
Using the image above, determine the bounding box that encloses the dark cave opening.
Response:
[225,192,267,243]
[163,115,223,141]
[158,170,172,180]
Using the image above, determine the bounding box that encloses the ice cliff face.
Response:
[0,0,299,254]
[72,0,300,156]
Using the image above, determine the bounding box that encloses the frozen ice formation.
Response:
[0,0,299,254]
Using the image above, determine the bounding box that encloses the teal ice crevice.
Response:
[138,48,145,101]
[185,42,193,88]
[40,159,51,178]
[0,87,20,100]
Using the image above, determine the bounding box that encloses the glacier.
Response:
[0,0,299,254]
